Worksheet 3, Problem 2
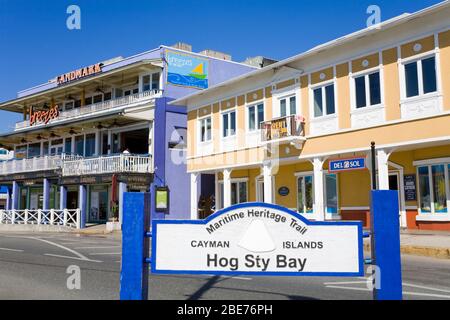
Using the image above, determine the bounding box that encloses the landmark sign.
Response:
[151,202,364,276]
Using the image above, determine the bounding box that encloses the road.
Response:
[1,232,450,300]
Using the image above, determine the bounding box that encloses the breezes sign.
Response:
[152,203,363,276]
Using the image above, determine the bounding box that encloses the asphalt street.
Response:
[0,232,450,300]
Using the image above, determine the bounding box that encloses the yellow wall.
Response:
[401,35,435,59]
[352,53,379,73]
[383,48,401,121]
[439,30,450,111]
[300,75,310,135]
[336,63,350,129]
[339,170,371,207]
[187,110,197,157]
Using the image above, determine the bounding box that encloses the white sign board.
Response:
[151,203,364,276]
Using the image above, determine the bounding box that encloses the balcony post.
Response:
[262,162,274,204]
[377,149,390,190]
[223,169,232,208]
[190,173,199,219]
[11,181,19,210]
[312,157,325,221]
[60,186,67,210]
[5,187,11,211]
[43,178,50,211]
[78,185,87,229]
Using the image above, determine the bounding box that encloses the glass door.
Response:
[297,175,314,215]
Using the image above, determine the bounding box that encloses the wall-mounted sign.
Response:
[404,174,417,201]
[278,187,290,196]
[29,105,60,126]
[56,63,102,85]
[152,202,363,276]
[155,186,170,213]
[328,157,366,173]
[166,50,208,89]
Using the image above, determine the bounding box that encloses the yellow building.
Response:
[172,2,450,231]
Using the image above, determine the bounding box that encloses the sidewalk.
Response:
[364,229,450,259]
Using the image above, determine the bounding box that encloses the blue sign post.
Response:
[120,192,151,300]
[119,194,403,300]
[370,190,403,300]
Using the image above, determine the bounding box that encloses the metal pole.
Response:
[371,141,377,190]
[369,141,377,300]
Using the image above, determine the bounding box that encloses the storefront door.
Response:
[88,186,109,223]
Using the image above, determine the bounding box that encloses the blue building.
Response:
[0,43,256,228]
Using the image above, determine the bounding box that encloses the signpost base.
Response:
[370,190,403,300]
[120,192,151,300]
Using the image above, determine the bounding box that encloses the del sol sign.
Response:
[152,203,363,276]
[328,157,366,173]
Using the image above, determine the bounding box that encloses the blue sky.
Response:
[0,0,442,133]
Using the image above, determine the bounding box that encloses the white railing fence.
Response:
[0,154,64,175]
[62,154,152,176]
[0,209,80,229]
[15,89,160,130]
[0,153,83,176]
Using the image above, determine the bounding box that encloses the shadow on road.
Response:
[186,275,318,300]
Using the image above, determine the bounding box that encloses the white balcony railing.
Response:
[0,209,80,229]
[260,115,306,145]
[15,89,161,130]
[62,154,152,176]
[0,154,76,176]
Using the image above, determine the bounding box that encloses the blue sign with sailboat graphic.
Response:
[166,50,209,89]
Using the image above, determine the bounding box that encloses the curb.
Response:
[364,243,450,259]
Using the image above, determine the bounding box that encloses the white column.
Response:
[262,163,274,204]
[223,169,232,208]
[190,173,199,219]
[107,130,112,155]
[94,130,100,156]
[377,149,390,190]
[313,158,325,221]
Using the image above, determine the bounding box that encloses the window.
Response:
[43,142,49,156]
[297,175,314,214]
[404,56,437,98]
[75,135,84,156]
[28,143,41,158]
[143,75,151,92]
[199,117,212,142]
[219,181,248,209]
[280,96,296,117]
[64,101,74,111]
[142,73,160,92]
[93,94,103,104]
[85,97,92,105]
[326,174,338,215]
[354,71,381,109]
[85,134,96,157]
[64,138,72,154]
[313,84,335,117]
[152,73,160,90]
[248,103,264,131]
[417,164,449,214]
[222,111,236,137]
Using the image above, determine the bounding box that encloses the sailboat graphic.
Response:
[189,63,207,80]
[238,220,276,253]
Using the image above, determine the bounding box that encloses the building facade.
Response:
[0,44,256,228]
[174,2,450,230]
